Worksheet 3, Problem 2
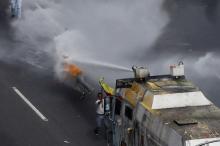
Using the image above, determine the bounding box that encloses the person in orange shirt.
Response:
[63,61,93,99]
[63,63,82,77]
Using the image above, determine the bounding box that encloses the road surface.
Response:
[0,14,105,146]
[0,0,220,146]
[0,60,106,146]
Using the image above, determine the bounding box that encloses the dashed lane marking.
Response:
[12,87,48,122]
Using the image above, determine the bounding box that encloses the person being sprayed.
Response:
[62,55,93,99]
[94,78,114,135]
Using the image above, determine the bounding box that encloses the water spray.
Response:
[70,58,132,72]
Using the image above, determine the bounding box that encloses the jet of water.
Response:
[73,58,132,72]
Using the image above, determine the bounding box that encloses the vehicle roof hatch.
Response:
[174,119,198,126]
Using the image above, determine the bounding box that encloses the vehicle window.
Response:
[125,106,133,120]
[115,99,122,115]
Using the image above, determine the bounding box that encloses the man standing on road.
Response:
[94,92,105,135]
[10,0,22,18]
[94,77,114,135]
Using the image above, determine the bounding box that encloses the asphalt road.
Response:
[0,60,106,146]
[0,0,220,146]
[0,9,107,146]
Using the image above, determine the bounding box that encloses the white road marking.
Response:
[12,87,48,122]
[64,140,70,144]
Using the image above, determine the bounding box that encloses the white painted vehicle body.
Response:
[112,73,220,146]
[186,138,220,146]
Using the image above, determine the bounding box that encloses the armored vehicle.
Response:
[111,63,220,146]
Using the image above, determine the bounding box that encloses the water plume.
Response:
[10,0,169,87]
[76,59,132,72]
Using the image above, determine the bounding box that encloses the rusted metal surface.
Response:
[113,75,220,146]
[156,105,220,140]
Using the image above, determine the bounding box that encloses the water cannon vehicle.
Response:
[109,62,220,146]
